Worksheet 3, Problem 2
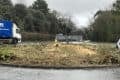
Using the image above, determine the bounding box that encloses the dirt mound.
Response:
[69,45,96,55]
[44,43,96,55]
[1,42,119,68]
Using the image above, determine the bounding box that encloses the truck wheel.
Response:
[12,38,18,44]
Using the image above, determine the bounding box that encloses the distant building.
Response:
[56,34,83,42]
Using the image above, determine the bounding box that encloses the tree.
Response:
[57,16,75,35]
[113,0,120,11]
[0,0,12,6]
[46,13,59,34]
[25,9,49,33]
[11,4,28,30]
[0,0,76,35]
[32,0,49,14]
[89,9,120,42]
[87,0,120,42]
[0,0,13,20]
[32,10,46,32]
[14,4,27,19]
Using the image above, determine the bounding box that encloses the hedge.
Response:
[21,32,55,41]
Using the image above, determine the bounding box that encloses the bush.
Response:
[22,32,55,41]
[0,46,14,61]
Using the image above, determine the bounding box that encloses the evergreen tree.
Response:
[0,0,13,20]
[32,0,49,14]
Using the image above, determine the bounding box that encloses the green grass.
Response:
[0,45,14,61]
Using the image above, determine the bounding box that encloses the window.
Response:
[16,28,20,33]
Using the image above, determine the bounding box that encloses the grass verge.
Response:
[0,42,120,68]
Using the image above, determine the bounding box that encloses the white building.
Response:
[56,34,83,42]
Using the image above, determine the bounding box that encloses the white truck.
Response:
[0,20,21,44]
[117,39,120,49]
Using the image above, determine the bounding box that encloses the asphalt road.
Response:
[0,66,119,80]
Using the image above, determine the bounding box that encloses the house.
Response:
[56,34,83,42]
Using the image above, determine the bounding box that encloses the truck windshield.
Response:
[16,28,20,33]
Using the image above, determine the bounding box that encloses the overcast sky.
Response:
[11,0,116,28]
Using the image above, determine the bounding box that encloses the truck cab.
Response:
[12,23,22,44]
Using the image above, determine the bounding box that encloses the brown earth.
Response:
[0,42,120,68]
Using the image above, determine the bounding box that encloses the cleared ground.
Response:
[0,42,120,68]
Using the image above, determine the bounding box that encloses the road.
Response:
[0,66,120,80]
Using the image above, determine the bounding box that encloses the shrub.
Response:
[0,46,14,61]
[21,32,55,41]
